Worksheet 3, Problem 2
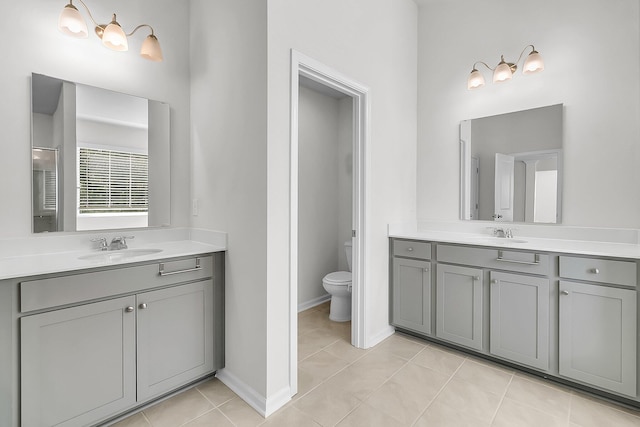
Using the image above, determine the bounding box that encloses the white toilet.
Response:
[322,241,353,322]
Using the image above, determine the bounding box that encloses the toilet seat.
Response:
[323,271,352,285]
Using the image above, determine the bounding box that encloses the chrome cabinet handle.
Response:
[474,276,480,281]
[560,290,569,296]
[491,279,498,284]
[159,258,201,276]
[424,268,429,272]
[590,268,600,274]
[407,247,414,252]
[139,303,148,310]
[125,306,134,313]
[496,251,540,265]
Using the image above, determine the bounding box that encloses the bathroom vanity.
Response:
[389,228,639,406]
[0,242,225,427]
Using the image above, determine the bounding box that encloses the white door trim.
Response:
[289,49,370,396]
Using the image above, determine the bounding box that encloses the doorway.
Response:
[289,50,369,396]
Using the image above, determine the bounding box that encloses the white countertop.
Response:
[0,231,227,281]
[389,224,640,260]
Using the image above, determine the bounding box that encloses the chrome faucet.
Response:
[90,237,108,251]
[108,236,134,250]
[493,227,513,238]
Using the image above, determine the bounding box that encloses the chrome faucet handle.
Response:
[109,236,134,250]
[90,237,108,251]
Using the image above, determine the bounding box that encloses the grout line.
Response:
[487,373,514,425]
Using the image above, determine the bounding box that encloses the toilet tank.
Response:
[344,240,353,272]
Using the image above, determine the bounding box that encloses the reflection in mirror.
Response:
[460,104,563,223]
[31,73,170,233]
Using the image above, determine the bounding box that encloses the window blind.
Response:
[78,147,148,214]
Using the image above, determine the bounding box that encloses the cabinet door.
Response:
[137,280,214,401]
[21,296,136,427]
[559,281,636,397]
[490,272,549,370]
[436,264,483,350]
[392,258,431,335]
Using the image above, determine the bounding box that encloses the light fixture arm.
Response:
[514,44,537,66]
[472,61,494,72]
[127,24,156,37]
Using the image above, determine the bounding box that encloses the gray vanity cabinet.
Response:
[18,254,224,427]
[558,255,637,397]
[435,264,483,351]
[489,271,549,370]
[137,280,214,401]
[21,296,137,427]
[390,240,432,335]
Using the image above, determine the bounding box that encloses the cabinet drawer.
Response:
[437,244,549,275]
[20,255,214,313]
[393,240,431,260]
[559,256,636,288]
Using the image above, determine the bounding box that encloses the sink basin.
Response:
[78,248,163,262]
[468,237,528,245]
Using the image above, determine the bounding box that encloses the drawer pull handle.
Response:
[474,276,480,281]
[407,247,414,252]
[159,258,201,276]
[496,251,540,265]
[125,306,134,313]
[560,290,569,296]
[139,303,148,310]
[590,268,600,274]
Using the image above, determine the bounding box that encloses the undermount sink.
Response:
[78,248,163,262]
[468,237,528,245]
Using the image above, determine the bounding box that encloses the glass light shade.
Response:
[140,35,163,62]
[58,4,88,38]
[493,61,513,83]
[523,51,544,74]
[467,69,485,90]
[102,20,128,51]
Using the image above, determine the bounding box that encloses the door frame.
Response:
[289,50,369,395]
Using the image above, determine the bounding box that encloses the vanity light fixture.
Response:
[58,0,163,62]
[467,45,544,90]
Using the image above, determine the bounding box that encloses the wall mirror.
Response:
[31,73,170,233]
[460,104,563,223]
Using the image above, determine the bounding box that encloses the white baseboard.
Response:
[215,368,291,418]
[297,294,331,312]
[366,325,395,349]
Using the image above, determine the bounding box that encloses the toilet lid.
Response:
[324,271,352,284]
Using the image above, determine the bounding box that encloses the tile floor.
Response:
[113,302,640,427]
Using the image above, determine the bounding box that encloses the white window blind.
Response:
[78,147,148,214]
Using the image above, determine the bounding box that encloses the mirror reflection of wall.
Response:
[460,104,563,224]
[31,74,171,233]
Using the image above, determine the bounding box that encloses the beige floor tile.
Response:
[293,381,362,426]
[453,359,513,396]
[348,348,408,381]
[323,364,389,401]
[570,394,640,427]
[218,397,265,427]
[143,388,213,427]
[505,375,571,420]
[432,377,502,424]
[298,328,341,360]
[336,402,405,427]
[415,400,491,427]
[261,405,321,426]
[373,334,426,360]
[182,408,235,427]
[410,345,465,376]
[110,412,150,427]
[324,338,369,363]
[299,311,331,335]
[196,377,237,407]
[493,397,569,427]
[296,366,326,399]
[364,364,448,424]
[298,350,350,381]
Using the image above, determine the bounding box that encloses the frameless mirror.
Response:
[31,73,170,233]
[460,104,563,223]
